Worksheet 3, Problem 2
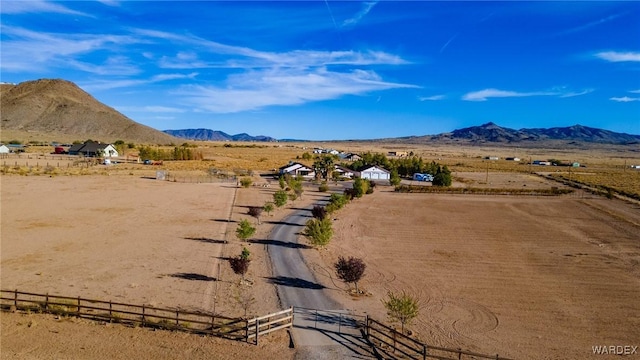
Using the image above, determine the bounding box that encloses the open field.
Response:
[315,189,640,359]
[2,142,639,359]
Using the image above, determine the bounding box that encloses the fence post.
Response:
[458,348,462,360]
[45,293,49,311]
[142,305,146,327]
[365,315,369,338]
[423,344,427,360]
[393,327,397,353]
[109,301,112,322]
[77,296,81,318]
[255,318,260,345]
[176,310,179,327]
[245,320,250,342]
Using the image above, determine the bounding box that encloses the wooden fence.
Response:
[1,289,261,341]
[246,307,294,345]
[365,317,513,360]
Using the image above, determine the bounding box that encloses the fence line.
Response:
[0,289,292,342]
[246,307,294,345]
[365,317,513,360]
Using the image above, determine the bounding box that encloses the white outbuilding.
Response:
[359,165,390,180]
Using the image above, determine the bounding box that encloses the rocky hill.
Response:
[163,128,275,142]
[398,122,639,145]
[0,79,177,144]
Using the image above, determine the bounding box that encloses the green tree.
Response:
[279,176,287,190]
[301,152,312,160]
[273,190,288,207]
[263,202,274,216]
[303,218,333,247]
[334,256,366,293]
[383,291,420,333]
[352,178,369,198]
[241,247,251,260]
[432,165,452,187]
[313,155,334,180]
[390,169,401,186]
[236,219,256,241]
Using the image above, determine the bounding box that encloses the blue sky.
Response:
[1,1,639,140]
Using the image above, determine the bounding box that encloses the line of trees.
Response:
[137,145,203,161]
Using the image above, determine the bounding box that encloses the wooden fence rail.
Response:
[365,317,513,360]
[246,307,294,345]
[1,289,251,340]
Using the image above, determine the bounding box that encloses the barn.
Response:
[359,165,390,180]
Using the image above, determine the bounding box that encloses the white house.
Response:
[0,144,10,154]
[278,162,315,178]
[359,165,390,180]
[333,165,355,179]
[68,141,119,157]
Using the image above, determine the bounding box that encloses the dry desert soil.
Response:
[2,173,640,359]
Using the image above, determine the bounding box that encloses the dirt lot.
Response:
[3,172,640,359]
[0,174,321,359]
[316,188,640,359]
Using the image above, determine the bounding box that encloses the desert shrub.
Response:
[318,182,329,192]
[229,256,250,280]
[240,177,253,188]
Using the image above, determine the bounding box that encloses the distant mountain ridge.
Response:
[399,122,640,145]
[163,128,275,142]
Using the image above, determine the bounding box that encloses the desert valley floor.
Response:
[2,174,639,359]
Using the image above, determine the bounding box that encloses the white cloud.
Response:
[610,96,640,102]
[177,67,418,113]
[0,25,139,73]
[118,106,186,113]
[343,1,378,27]
[151,73,198,81]
[462,87,593,101]
[559,89,594,98]
[419,95,446,101]
[629,89,640,94]
[0,0,89,16]
[595,51,640,62]
[462,88,557,101]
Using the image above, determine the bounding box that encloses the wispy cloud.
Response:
[595,51,640,62]
[419,95,446,101]
[559,89,594,98]
[462,88,557,101]
[559,12,625,36]
[0,25,139,73]
[117,106,186,113]
[629,89,640,94]
[0,0,89,16]
[178,67,418,113]
[462,87,592,101]
[610,96,640,102]
[80,72,197,92]
[343,1,378,27]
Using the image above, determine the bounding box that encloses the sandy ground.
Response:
[0,174,320,359]
[3,173,640,359]
[315,187,640,359]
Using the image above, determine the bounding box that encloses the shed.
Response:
[0,144,9,154]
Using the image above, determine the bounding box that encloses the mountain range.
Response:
[1,78,638,146]
[163,129,275,142]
